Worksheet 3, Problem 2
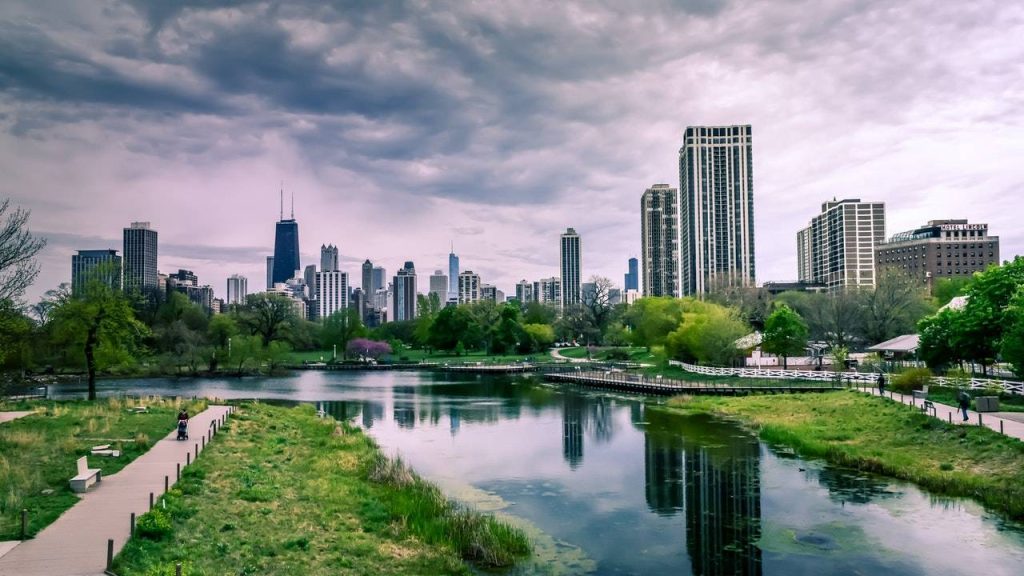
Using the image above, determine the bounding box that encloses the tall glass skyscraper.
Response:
[641,185,679,297]
[122,222,158,294]
[625,257,639,292]
[393,261,417,321]
[560,228,581,308]
[272,194,300,285]
[448,246,459,303]
[678,125,754,296]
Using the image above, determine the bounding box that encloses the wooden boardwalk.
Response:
[544,371,842,396]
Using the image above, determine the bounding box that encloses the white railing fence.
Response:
[669,360,1024,395]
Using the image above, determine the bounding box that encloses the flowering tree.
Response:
[346,338,392,360]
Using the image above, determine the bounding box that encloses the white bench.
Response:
[69,456,101,493]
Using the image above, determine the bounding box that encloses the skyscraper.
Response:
[392,261,417,321]
[536,277,562,306]
[458,271,481,304]
[320,244,339,272]
[641,184,680,297]
[678,125,755,295]
[122,222,158,294]
[372,266,386,293]
[797,198,885,291]
[266,256,274,290]
[515,280,534,304]
[317,270,349,320]
[271,191,300,285]
[71,249,121,295]
[624,257,639,292]
[226,274,248,306]
[560,228,581,308]
[429,270,448,304]
[361,259,373,321]
[448,245,459,304]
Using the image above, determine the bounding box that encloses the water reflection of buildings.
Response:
[361,401,384,429]
[642,411,762,576]
[562,395,585,469]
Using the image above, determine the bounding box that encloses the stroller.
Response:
[176,418,189,440]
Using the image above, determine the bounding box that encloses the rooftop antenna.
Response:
[279,182,284,221]
[450,240,454,253]
[290,189,294,220]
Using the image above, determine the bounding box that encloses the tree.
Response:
[240,293,296,345]
[346,338,392,360]
[956,257,1024,372]
[0,198,47,302]
[761,304,809,369]
[50,278,146,399]
[0,300,33,371]
[523,302,557,325]
[321,308,366,359]
[777,291,862,349]
[582,275,615,339]
[861,271,934,344]
[917,308,965,371]
[706,285,771,331]
[1001,288,1024,379]
[492,304,527,354]
[414,293,441,349]
[554,304,600,346]
[522,323,555,352]
[664,300,748,366]
[624,297,684,348]
[932,277,970,307]
[207,314,239,350]
[428,306,480,352]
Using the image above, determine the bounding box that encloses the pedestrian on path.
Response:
[958,389,971,421]
[877,373,886,395]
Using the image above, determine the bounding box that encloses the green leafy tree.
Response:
[665,300,748,365]
[776,291,862,349]
[320,308,366,359]
[50,277,146,399]
[523,302,557,325]
[861,271,934,344]
[761,304,809,369]
[1000,288,1024,378]
[957,256,1024,372]
[582,275,616,340]
[428,306,480,352]
[932,277,970,307]
[492,304,527,354]
[0,300,33,371]
[240,293,297,345]
[522,323,555,352]
[624,297,684,348]
[227,334,262,374]
[917,308,965,371]
[414,293,441,349]
[207,314,239,350]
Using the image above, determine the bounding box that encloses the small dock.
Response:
[544,371,843,396]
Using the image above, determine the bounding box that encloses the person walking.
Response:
[958,389,971,422]
[877,372,886,396]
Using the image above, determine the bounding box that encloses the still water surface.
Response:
[52,371,1024,575]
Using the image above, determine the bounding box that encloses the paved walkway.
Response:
[853,384,1024,441]
[0,411,34,424]
[0,405,233,576]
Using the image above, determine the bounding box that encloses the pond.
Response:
[51,371,1024,575]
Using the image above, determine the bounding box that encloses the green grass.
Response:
[555,346,651,362]
[665,390,1024,519]
[113,403,530,576]
[0,396,208,539]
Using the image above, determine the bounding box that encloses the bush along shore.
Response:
[113,402,530,576]
[664,390,1024,520]
[0,396,208,540]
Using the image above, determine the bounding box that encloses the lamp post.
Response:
[228,337,232,357]
[333,344,337,360]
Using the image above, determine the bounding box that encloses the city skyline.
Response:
[2,1,1022,305]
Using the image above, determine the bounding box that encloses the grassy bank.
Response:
[0,396,208,539]
[666,390,1024,519]
[114,403,529,575]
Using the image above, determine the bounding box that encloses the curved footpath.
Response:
[853,384,1024,440]
[0,405,232,576]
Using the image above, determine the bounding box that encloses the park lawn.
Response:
[113,403,530,576]
[666,390,1024,519]
[287,348,557,365]
[0,396,208,539]
[556,346,652,362]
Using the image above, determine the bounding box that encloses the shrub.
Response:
[605,348,631,361]
[892,367,933,394]
[135,509,173,540]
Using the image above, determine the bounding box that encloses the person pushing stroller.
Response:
[176,408,189,440]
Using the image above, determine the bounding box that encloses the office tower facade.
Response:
[226,274,248,306]
[167,269,214,312]
[360,259,373,321]
[321,244,339,272]
[678,125,755,295]
[392,262,417,321]
[641,184,680,297]
[266,256,274,290]
[372,267,386,293]
[560,228,581,308]
[481,284,498,302]
[122,222,158,294]
[797,198,886,291]
[876,220,999,286]
[429,270,448,304]
[536,277,562,306]
[303,264,317,302]
[271,195,300,285]
[317,270,349,320]
[516,280,534,304]
[625,257,639,292]
[71,249,122,295]
[458,271,481,304]
[448,248,460,303]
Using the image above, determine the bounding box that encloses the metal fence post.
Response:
[131,512,135,537]
[149,492,154,509]
[20,509,27,540]
[106,538,114,570]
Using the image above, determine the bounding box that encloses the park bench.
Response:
[69,456,101,493]
[920,400,936,416]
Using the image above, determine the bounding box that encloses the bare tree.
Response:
[0,199,47,302]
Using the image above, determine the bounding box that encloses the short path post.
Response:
[187,452,191,466]
[176,562,182,576]
[165,475,169,493]
[131,512,135,537]
[202,436,205,450]
[948,412,952,423]
[978,413,983,426]
[20,509,27,540]
[176,462,181,480]
[1001,420,1005,434]
[106,538,113,571]
[195,443,199,458]
[149,492,154,510]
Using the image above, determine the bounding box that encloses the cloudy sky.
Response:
[2,0,1022,304]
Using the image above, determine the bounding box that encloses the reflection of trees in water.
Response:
[562,394,585,469]
[815,466,894,505]
[642,409,763,576]
[361,401,384,429]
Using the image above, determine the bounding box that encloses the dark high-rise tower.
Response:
[123,222,158,294]
[271,190,300,285]
[625,257,639,292]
